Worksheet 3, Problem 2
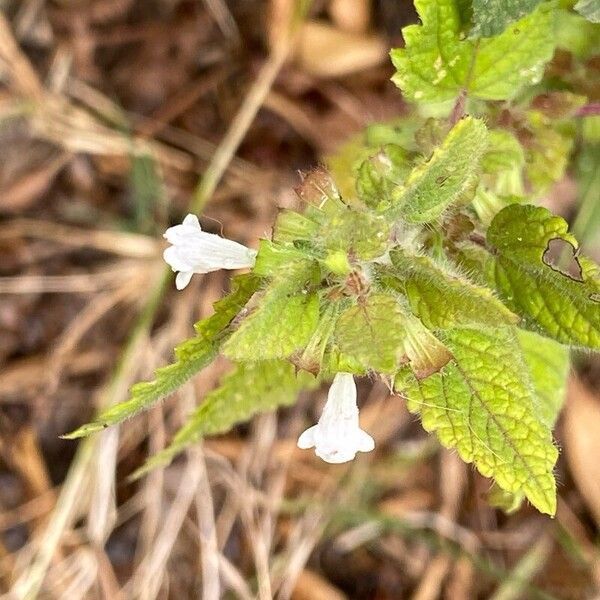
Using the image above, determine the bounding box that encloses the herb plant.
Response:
[66,0,600,516]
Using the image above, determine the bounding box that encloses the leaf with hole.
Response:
[487,204,600,349]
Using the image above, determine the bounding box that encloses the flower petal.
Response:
[297,425,317,449]
[355,429,375,453]
[315,445,356,464]
[175,271,194,290]
[182,213,201,229]
[163,246,194,272]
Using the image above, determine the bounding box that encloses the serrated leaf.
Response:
[388,250,518,329]
[390,0,556,103]
[487,204,600,349]
[390,117,488,223]
[490,329,569,514]
[517,330,570,427]
[334,293,406,373]
[64,274,261,438]
[575,0,600,22]
[223,278,320,361]
[132,360,314,477]
[471,0,543,37]
[398,326,558,515]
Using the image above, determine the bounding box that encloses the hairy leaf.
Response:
[391,117,488,223]
[64,274,261,438]
[132,361,313,477]
[334,293,406,373]
[391,0,556,103]
[223,275,320,360]
[389,250,518,328]
[487,204,600,349]
[399,326,558,515]
[356,145,410,210]
[489,329,569,513]
[253,239,314,276]
[322,210,390,259]
[471,0,543,37]
[272,210,320,244]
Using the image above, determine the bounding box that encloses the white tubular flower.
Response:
[163,214,257,290]
[297,372,375,464]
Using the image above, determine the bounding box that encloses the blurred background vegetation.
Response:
[0,0,599,598]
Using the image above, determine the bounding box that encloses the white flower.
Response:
[163,214,257,290]
[297,372,375,464]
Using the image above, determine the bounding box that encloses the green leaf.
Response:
[272,210,320,245]
[490,329,569,514]
[555,9,600,58]
[390,0,556,103]
[294,302,341,374]
[388,250,518,329]
[523,112,575,196]
[132,360,314,478]
[253,239,314,277]
[322,210,390,260]
[573,143,600,248]
[481,130,525,175]
[334,293,406,373]
[390,117,488,223]
[326,119,420,200]
[402,314,453,379]
[517,330,570,427]
[398,326,558,515]
[471,0,543,37]
[64,274,261,438]
[575,0,600,22]
[223,276,320,361]
[487,204,600,349]
[356,145,410,211]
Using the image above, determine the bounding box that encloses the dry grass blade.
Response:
[194,444,220,600]
[0,261,152,294]
[126,447,203,600]
[0,218,160,258]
